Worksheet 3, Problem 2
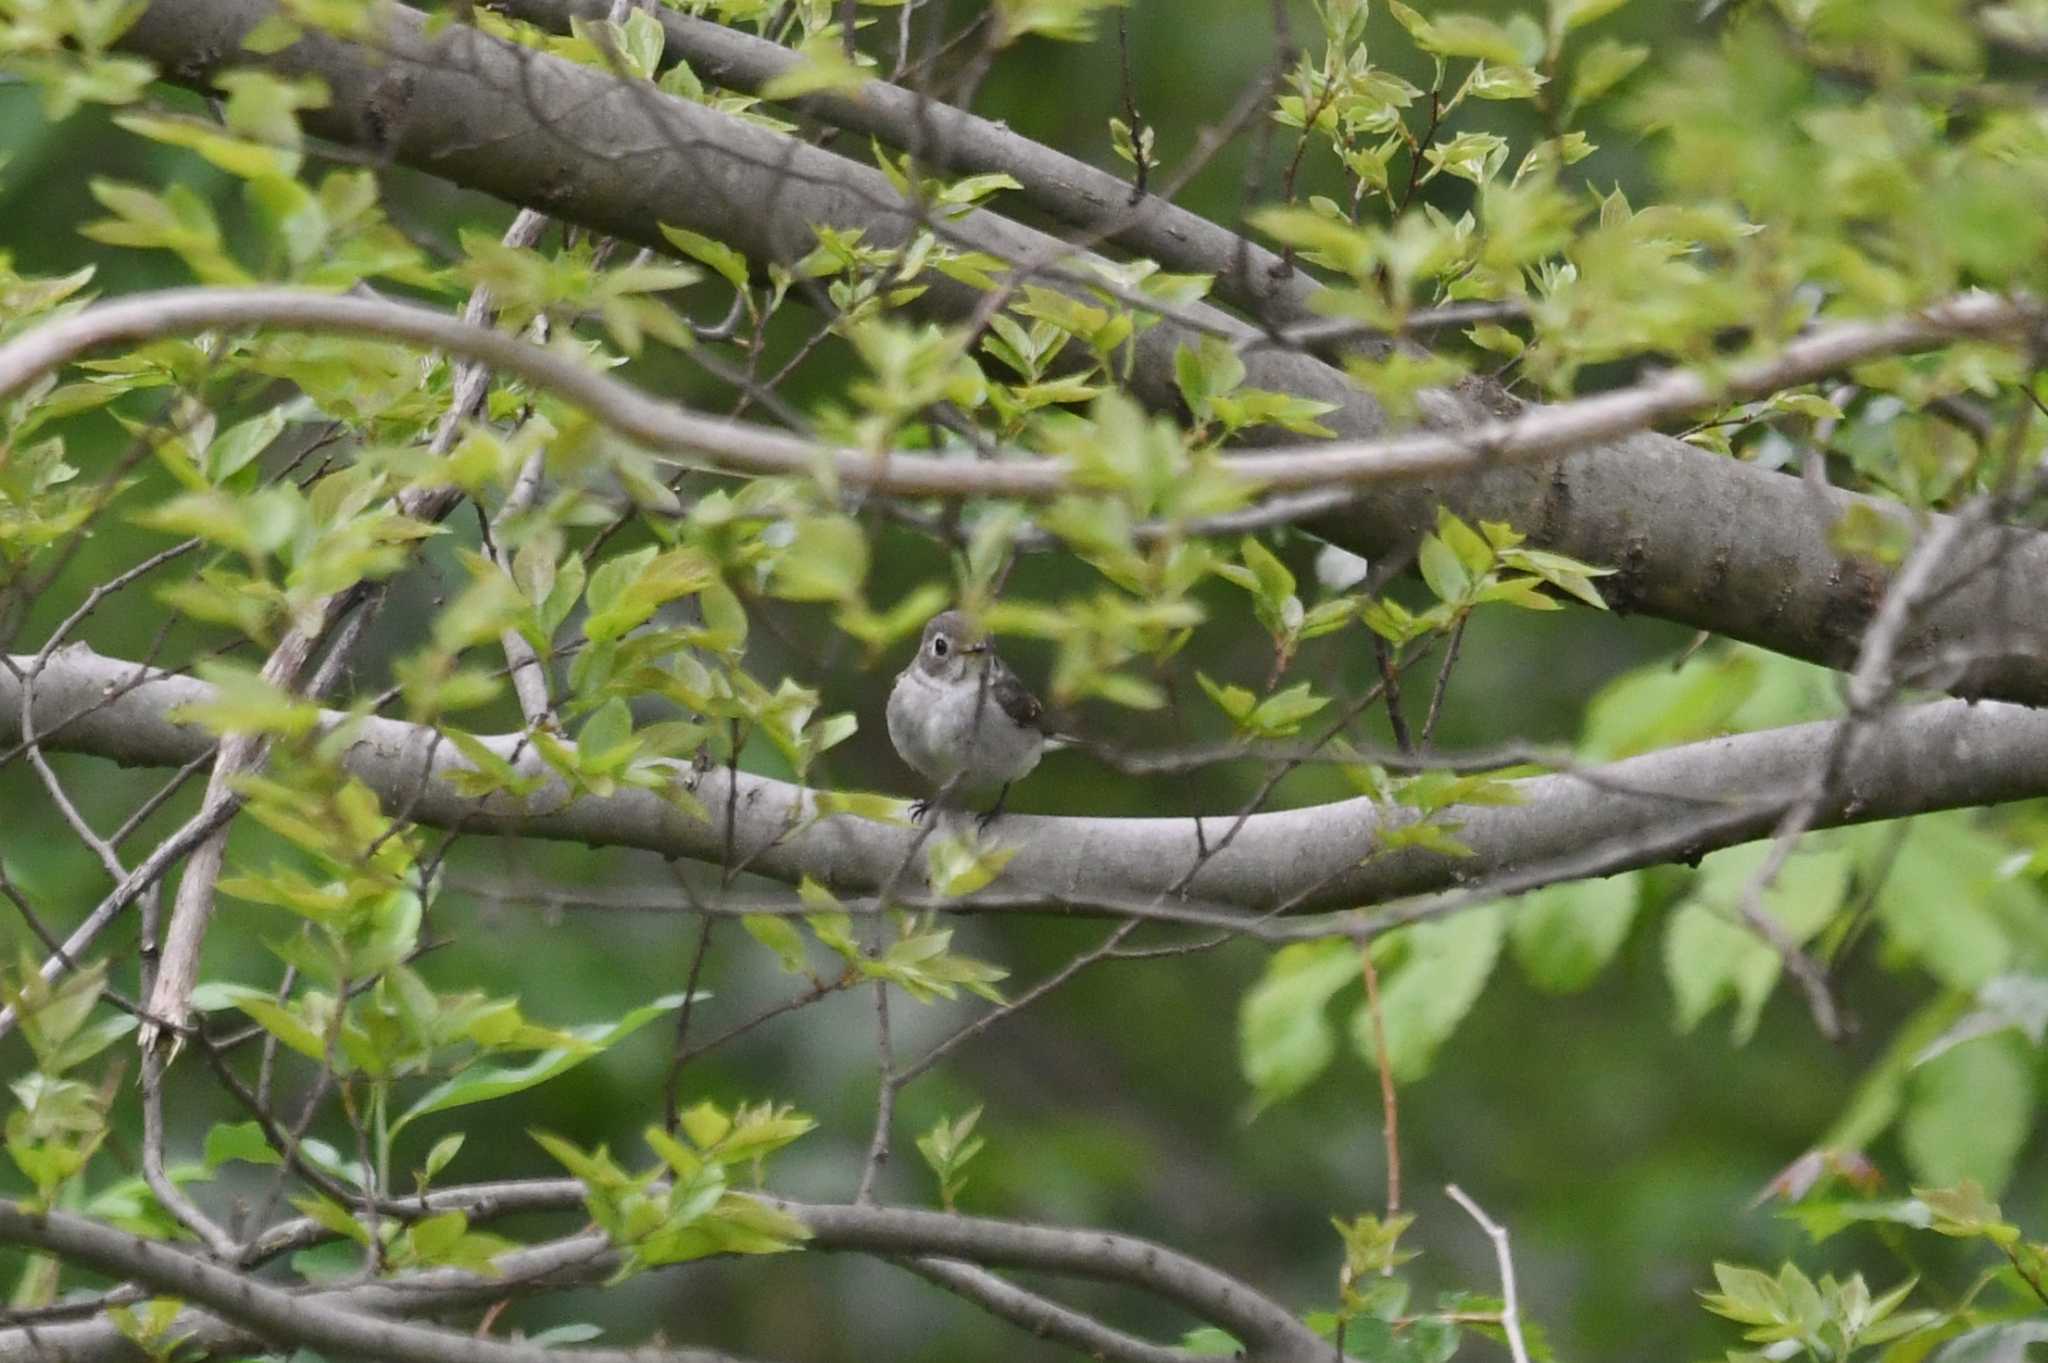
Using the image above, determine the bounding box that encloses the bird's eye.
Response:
[932,636,949,657]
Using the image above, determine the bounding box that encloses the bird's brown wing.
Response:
[988,660,1044,731]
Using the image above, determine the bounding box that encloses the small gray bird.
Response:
[887,611,1046,827]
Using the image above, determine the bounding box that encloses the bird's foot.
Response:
[909,798,932,823]
[973,784,1012,835]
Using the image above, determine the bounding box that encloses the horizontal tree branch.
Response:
[109,0,2048,704]
[10,645,2048,920]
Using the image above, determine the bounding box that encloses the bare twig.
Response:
[1357,944,1401,1216]
[1444,1185,1531,1363]
[855,977,897,1204]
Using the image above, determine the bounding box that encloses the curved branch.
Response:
[900,1256,1205,1363]
[9,645,2048,919]
[107,0,2048,704]
[2,286,2032,501]
[770,1199,1328,1362]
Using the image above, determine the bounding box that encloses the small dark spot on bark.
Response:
[1536,464,1572,546]
[1606,533,1650,615]
[1703,542,1732,601]
[1818,557,1883,657]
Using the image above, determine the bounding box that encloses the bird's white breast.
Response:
[888,665,1042,794]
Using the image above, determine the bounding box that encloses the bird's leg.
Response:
[974,783,1012,834]
[910,797,933,823]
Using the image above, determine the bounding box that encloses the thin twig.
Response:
[1444,1184,1531,1363]
[1356,943,1401,1217]
[855,979,897,1203]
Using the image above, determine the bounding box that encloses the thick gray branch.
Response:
[109,0,2048,703]
[10,645,2048,917]
[492,0,1322,336]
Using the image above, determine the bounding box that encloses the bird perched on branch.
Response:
[887,610,1047,829]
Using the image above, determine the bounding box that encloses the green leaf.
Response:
[584,548,716,643]
[1876,813,2025,991]
[1436,509,1494,579]
[204,406,288,486]
[289,1194,370,1246]
[422,1133,465,1183]
[1181,1326,1243,1356]
[1391,3,1525,63]
[1571,39,1649,107]
[1580,649,1762,760]
[811,790,914,823]
[210,985,329,1065]
[916,1105,986,1211]
[1195,670,1257,724]
[758,32,869,99]
[1918,1181,2016,1242]
[660,223,751,292]
[742,914,810,974]
[1551,0,1634,36]
[43,1014,137,1073]
[769,516,869,603]
[1510,873,1639,993]
[203,1120,282,1169]
[1245,682,1329,738]
[1417,533,1472,604]
[6,956,111,1073]
[390,993,689,1137]
[926,836,1018,898]
[531,1130,632,1189]
[1174,336,1247,417]
[1901,1035,2034,1196]
[1238,536,1296,605]
[1354,907,1504,1082]
[1239,940,1358,1112]
[1663,843,1848,1043]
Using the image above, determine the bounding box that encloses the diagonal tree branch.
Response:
[0,1227,617,1363]
[899,1256,1205,1363]
[0,1200,764,1363]
[107,0,2048,705]
[491,0,1329,340]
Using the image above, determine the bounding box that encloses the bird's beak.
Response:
[962,643,990,655]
